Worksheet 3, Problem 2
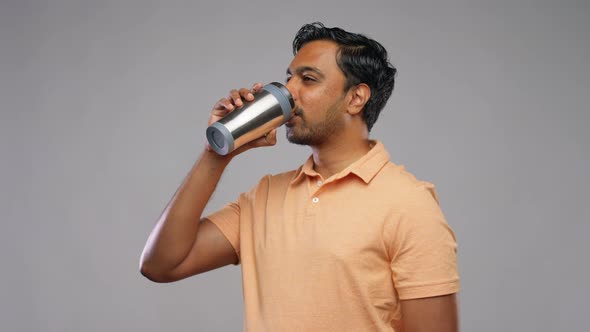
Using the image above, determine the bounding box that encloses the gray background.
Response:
[1,0,588,331]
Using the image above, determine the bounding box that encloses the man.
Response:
[140,22,460,331]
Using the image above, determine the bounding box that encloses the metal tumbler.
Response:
[206,82,294,155]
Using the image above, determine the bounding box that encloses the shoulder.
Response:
[375,161,441,210]
[242,168,300,199]
[268,168,300,184]
[257,168,299,187]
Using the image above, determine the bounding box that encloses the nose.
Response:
[285,79,298,103]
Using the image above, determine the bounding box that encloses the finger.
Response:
[214,97,234,112]
[229,89,243,107]
[251,82,264,94]
[239,88,254,101]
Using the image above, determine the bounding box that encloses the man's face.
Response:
[284,40,349,146]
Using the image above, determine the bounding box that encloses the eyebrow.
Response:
[286,66,325,79]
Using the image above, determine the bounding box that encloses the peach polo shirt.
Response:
[205,140,459,331]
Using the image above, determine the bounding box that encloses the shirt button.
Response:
[312,197,319,203]
[317,180,323,187]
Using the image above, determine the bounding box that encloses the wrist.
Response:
[201,146,233,167]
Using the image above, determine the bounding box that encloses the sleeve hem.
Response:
[397,280,460,300]
[204,217,241,265]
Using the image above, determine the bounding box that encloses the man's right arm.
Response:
[139,149,236,282]
[139,83,276,282]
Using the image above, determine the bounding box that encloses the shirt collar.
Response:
[290,140,390,186]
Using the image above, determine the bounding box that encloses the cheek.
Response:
[299,89,318,106]
[300,86,331,110]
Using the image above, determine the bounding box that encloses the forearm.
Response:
[140,148,232,272]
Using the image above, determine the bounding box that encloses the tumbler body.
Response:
[206,82,294,155]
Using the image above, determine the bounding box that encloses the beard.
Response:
[286,103,343,146]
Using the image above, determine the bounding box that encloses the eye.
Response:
[303,75,316,82]
[285,76,292,83]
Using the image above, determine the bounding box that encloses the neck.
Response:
[310,136,373,180]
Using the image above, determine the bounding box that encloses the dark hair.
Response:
[292,22,397,132]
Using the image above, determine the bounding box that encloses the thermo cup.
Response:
[206,82,294,155]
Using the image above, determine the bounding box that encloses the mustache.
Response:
[293,107,304,117]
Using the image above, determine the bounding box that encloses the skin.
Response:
[140,39,458,332]
[284,40,373,180]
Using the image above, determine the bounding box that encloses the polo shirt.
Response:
[205,140,459,331]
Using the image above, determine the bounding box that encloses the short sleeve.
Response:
[204,198,241,265]
[389,183,460,300]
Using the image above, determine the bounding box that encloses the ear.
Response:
[347,83,371,116]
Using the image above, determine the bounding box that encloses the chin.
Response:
[286,130,308,146]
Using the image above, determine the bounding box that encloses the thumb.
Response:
[263,128,278,146]
[249,128,277,148]
[231,128,279,156]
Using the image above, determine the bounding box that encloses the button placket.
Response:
[308,176,325,204]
